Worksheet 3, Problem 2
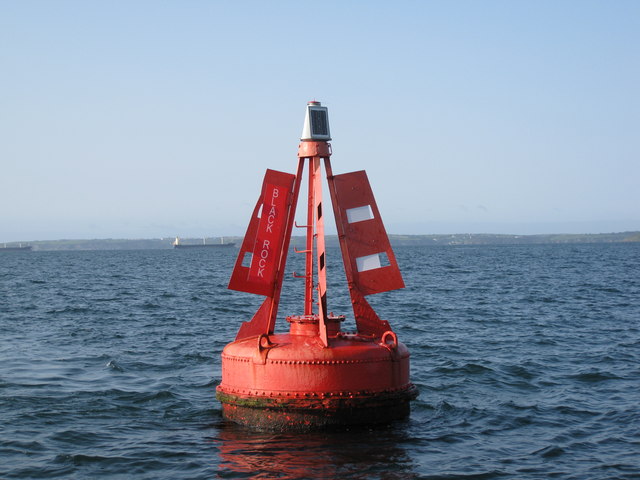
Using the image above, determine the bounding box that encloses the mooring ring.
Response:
[257,333,273,351]
[381,331,398,351]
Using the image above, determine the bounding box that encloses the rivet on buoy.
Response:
[216,101,418,431]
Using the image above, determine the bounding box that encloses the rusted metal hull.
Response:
[217,385,417,431]
[216,331,418,431]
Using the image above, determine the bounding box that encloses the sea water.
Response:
[1,243,639,479]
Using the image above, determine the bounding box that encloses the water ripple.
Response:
[0,245,639,479]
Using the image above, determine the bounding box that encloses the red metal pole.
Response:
[313,156,329,346]
[304,158,314,316]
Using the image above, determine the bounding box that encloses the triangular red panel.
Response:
[332,170,404,296]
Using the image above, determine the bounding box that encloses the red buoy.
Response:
[216,102,417,430]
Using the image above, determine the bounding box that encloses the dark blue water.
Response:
[1,244,639,479]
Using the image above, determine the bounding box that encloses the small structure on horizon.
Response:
[173,236,234,249]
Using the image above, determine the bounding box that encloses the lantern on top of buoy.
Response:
[215,101,418,430]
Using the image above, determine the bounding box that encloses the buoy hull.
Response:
[217,387,416,431]
[216,333,418,431]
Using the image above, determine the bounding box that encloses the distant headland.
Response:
[4,232,639,251]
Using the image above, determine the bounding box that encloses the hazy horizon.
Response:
[6,225,639,245]
[2,2,638,243]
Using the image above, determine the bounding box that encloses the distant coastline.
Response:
[5,232,639,251]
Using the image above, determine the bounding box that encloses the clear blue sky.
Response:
[1,1,638,241]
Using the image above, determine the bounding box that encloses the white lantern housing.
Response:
[300,101,331,141]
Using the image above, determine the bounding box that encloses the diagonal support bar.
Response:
[313,156,329,346]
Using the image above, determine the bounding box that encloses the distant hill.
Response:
[387,231,640,246]
[9,231,640,251]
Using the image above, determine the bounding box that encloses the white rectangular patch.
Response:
[356,254,381,272]
[346,205,374,223]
